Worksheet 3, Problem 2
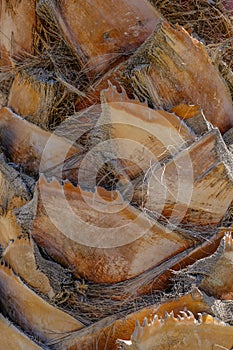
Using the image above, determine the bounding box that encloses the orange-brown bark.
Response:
[2,235,54,298]
[101,84,195,178]
[0,154,32,247]
[118,312,233,350]
[0,0,35,65]
[200,234,233,300]
[0,107,81,179]
[126,21,233,133]
[141,129,233,226]
[54,290,211,350]
[0,314,44,350]
[40,0,161,78]
[32,176,191,283]
[0,262,83,344]
[7,71,57,128]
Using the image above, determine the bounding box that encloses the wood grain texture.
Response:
[141,129,233,226]
[101,84,195,178]
[2,235,54,298]
[37,0,161,77]
[0,0,35,65]
[0,314,44,350]
[8,71,57,128]
[32,176,191,283]
[0,262,83,344]
[53,290,211,350]
[0,107,81,179]
[126,21,233,133]
[118,312,233,350]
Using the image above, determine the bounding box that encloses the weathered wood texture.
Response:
[8,70,58,128]
[0,154,32,247]
[125,21,233,133]
[101,85,195,179]
[2,235,54,297]
[118,312,233,350]
[0,107,81,179]
[53,290,211,350]
[140,129,233,226]
[0,262,83,344]
[32,176,191,283]
[175,234,233,301]
[37,0,161,78]
[0,0,35,65]
[200,233,233,300]
[0,313,44,350]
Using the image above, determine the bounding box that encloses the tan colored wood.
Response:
[101,84,195,179]
[0,154,32,247]
[0,0,35,65]
[0,211,22,247]
[53,290,211,350]
[0,314,44,350]
[141,129,233,226]
[7,70,57,128]
[0,154,30,213]
[0,107,81,179]
[0,262,83,343]
[2,235,54,298]
[118,312,233,350]
[125,230,225,297]
[37,0,161,77]
[200,233,233,300]
[32,176,192,283]
[125,21,233,133]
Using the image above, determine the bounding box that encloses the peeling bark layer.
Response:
[118,312,233,350]
[125,21,233,133]
[0,262,83,344]
[32,176,191,283]
[0,0,35,65]
[37,0,161,78]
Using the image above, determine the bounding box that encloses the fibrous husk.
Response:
[7,68,71,129]
[172,233,233,300]
[36,0,161,79]
[0,0,35,66]
[138,128,233,227]
[0,261,83,344]
[0,153,32,211]
[51,289,212,350]
[149,0,233,45]
[117,311,233,350]
[2,235,54,298]
[169,104,213,137]
[54,104,101,145]
[223,126,233,153]
[200,233,233,300]
[124,21,233,133]
[172,105,213,136]
[0,153,33,247]
[211,298,233,325]
[75,62,127,110]
[149,0,233,96]
[32,175,191,283]
[45,230,223,324]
